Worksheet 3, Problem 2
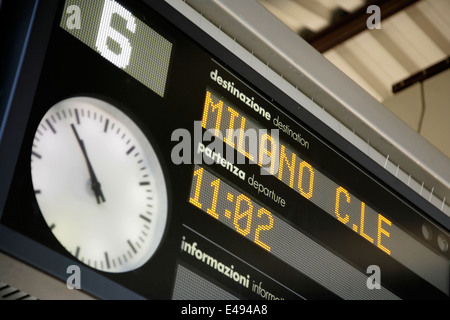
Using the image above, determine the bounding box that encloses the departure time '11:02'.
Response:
[190,166,274,252]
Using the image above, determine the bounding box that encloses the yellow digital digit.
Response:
[234,194,253,236]
[189,167,204,209]
[224,106,239,148]
[202,90,223,137]
[377,214,392,255]
[237,116,255,162]
[298,161,314,199]
[335,186,350,224]
[277,145,296,188]
[258,133,277,175]
[254,208,274,252]
[359,202,374,243]
[206,179,221,219]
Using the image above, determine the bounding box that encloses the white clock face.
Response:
[30,96,168,273]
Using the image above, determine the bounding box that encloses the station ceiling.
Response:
[258,0,450,102]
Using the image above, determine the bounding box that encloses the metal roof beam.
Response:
[307,0,421,53]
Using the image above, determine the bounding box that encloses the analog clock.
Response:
[30,96,168,273]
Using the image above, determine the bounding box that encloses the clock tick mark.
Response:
[127,240,137,254]
[104,119,109,133]
[105,252,111,269]
[75,108,80,125]
[46,119,56,134]
[140,214,151,223]
[32,151,42,159]
[126,146,135,155]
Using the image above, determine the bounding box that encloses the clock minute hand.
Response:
[82,139,106,204]
[71,124,106,204]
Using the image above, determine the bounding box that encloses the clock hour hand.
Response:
[71,124,106,204]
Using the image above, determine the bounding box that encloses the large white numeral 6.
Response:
[96,0,136,69]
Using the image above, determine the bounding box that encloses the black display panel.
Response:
[0,0,449,300]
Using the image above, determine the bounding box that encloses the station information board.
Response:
[0,0,449,300]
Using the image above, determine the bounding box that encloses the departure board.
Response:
[0,0,449,301]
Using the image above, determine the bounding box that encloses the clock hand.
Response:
[71,124,106,204]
